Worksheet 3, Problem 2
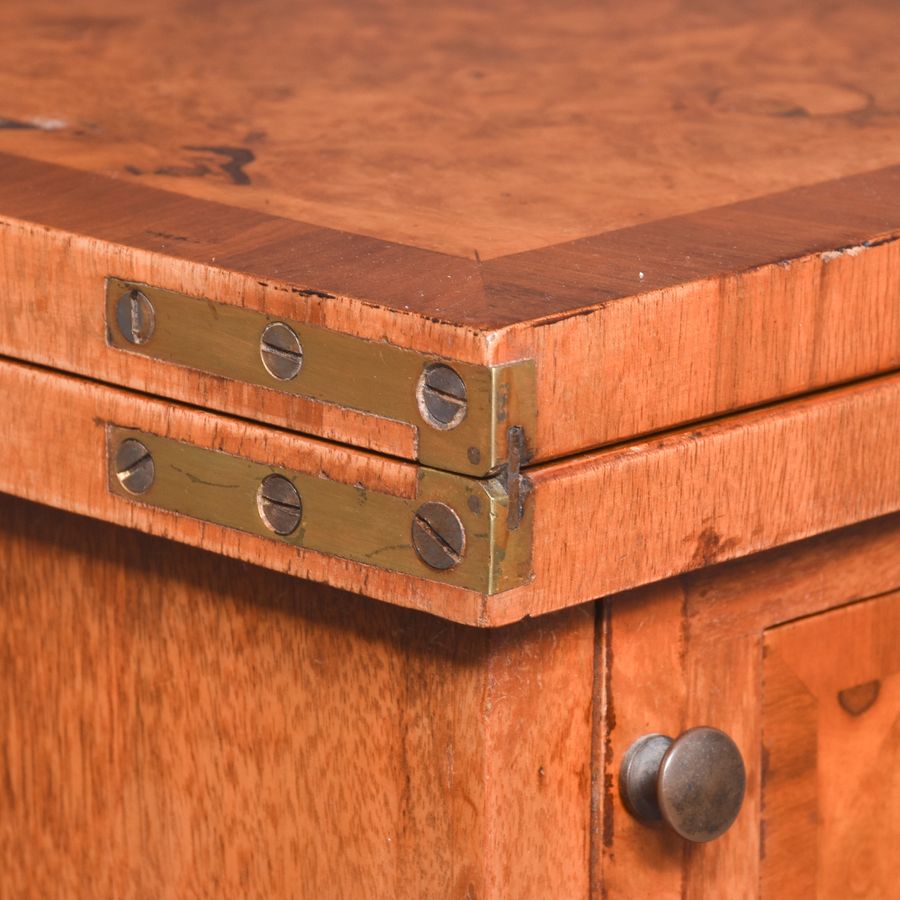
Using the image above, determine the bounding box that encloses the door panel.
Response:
[762,591,900,900]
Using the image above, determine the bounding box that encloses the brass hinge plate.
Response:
[107,426,533,594]
[105,278,536,477]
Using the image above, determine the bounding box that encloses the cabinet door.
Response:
[597,517,900,899]
[762,590,900,899]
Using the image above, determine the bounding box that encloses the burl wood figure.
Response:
[1,1,898,897]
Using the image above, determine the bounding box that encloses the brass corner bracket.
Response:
[105,277,536,478]
[107,426,533,594]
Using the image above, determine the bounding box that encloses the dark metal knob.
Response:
[619,726,746,843]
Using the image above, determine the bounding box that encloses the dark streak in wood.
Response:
[0,117,37,130]
[600,602,615,852]
[182,145,255,186]
[837,679,881,716]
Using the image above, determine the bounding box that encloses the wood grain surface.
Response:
[595,513,900,898]
[762,591,900,900]
[1,0,898,259]
[1,356,899,625]
[0,493,595,899]
[0,1,899,465]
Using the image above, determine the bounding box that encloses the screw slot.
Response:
[417,364,467,430]
[260,322,304,381]
[411,501,465,570]
[257,474,303,535]
[115,439,155,494]
[115,289,156,345]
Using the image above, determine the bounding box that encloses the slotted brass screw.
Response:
[115,289,156,345]
[260,322,304,381]
[257,474,303,535]
[115,439,155,494]
[417,364,467,429]
[411,501,465,570]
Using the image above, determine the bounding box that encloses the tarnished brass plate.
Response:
[106,278,535,477]
[107,426,533,594]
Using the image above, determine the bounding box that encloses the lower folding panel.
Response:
[1,355,900,626]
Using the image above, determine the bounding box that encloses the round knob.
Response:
[619,726,746,843]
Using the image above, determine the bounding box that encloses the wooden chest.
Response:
[1,1,898,897]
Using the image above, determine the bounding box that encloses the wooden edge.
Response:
[0,151,489,330]
[1,151,900,468]
[488,164,900,462]
[4,149,899,329]
[483,605,596,899]
[487,370,900,623]
[494,229,900,462]
[486,163,900,324]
